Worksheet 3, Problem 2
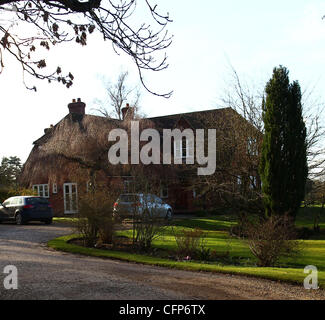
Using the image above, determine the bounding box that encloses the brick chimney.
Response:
[68,98,86,115]
[44,124,54,134]
[121,103,134,120]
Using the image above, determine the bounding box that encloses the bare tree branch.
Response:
[91,70,143,119]
[219,65,325,180]
[0,0,173,96]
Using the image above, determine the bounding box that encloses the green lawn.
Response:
[119,217,325,271]
[295,206,325,230]
[49,206,325,288]
[53,217,79,225]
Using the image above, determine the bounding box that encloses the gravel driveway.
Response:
[0,222,324,300]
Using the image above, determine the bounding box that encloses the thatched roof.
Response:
[147,107,235,130]
[20,113,121,185]
[20,106,247,186]
[33,114,120,146]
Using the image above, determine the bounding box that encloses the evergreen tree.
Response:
[259,66,308,220]
[0,156,23,188]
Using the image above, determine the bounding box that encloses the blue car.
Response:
[0,196,53,225]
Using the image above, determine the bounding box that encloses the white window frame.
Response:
[52,183,57,194]
[63,183,78,214]
[174,140,182,159]
[32,184,49,198]
[174,138,194,161]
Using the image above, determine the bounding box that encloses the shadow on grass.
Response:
[172,217,237,231]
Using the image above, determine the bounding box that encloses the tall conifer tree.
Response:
[259,66,308,220]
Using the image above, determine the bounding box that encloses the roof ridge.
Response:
[146,107,232,120]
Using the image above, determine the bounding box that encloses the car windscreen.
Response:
[2,199,11,206]
[119,195,140,202]
[25,197,49,205]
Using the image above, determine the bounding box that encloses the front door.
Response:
[63,183,78,214]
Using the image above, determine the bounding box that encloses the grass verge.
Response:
[48,233,325,288]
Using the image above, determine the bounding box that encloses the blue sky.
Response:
[1,0,325,162]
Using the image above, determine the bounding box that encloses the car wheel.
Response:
[166,209,173,221]
[16,213,24,225]
[44,218,52,225]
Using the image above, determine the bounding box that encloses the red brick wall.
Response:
[48,186,65,216]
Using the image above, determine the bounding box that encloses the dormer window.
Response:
[174,137,194,162]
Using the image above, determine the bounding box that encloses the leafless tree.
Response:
[0,0,173,96]
[92,71,143,119]
[190,109,263,215]
[220,65,264,132]
[302,92,325,180]
[219,64,325,180]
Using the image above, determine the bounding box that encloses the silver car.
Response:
[113,193,173,221]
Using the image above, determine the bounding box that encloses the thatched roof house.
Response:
[20,99,259,215]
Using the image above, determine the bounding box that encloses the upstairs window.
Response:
[174,138,194,162]
[174,140,182,159]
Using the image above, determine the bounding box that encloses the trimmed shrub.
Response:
[244,215,301,267]
[173,228,208,260]
[75,189,117,247]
